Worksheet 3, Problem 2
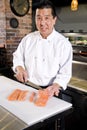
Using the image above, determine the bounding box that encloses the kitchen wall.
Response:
[55,4,87,33]
[0,0,32,67]
[0,0,6,47]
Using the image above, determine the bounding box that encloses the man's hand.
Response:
[46,83,62,97]
[14,66,28,83]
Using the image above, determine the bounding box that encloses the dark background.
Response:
[32,0,87,9]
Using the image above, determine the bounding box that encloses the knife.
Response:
[25,80,42,90]
[14,74,42,90]
[14,74,42,89]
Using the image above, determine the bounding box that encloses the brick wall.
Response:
[0,0,32,67]
[0,0,6,47]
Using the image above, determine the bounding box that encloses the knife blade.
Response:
[25,80,42,90]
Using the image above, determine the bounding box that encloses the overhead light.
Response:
[71,0,78,11]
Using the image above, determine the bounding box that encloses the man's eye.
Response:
[45,17,49,20]
[36,17,41,20]
[37,18,40,20]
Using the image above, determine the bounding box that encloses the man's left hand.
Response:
[46,83,61,97]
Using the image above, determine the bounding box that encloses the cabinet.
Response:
[63,33,87,62]
[62,87,87,130]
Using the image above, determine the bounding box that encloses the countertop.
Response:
[68,77,87,93]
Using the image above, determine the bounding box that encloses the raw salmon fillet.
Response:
[18,90,28,101]
[34,89,49,107]
[8,89,29,101]
[8,89,21,101]
[29,91,36,102]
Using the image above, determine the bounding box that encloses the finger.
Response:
[14,73,24,82]
[54,91,59,96]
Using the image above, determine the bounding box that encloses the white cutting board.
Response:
[0,76,72,126]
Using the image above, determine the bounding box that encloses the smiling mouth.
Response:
[40,28,47,32]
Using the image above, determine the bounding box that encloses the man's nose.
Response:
[40,19,46,25]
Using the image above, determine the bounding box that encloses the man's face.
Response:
[35,8,57,38]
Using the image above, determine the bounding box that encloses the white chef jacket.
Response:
[13,29,72,90]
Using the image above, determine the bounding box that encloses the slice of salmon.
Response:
[34,89,49,107]
[18,90,29,101]
[35,98,47,106]
[8,89,21,101]
[38,89,49,99]
[29,92,36,102]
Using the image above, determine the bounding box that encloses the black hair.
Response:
[35,0,57,18]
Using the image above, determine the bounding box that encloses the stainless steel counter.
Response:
[69,61,87,93]
[72,61,87,80]
[68,77,87,93]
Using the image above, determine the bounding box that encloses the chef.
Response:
[13,0,72,99]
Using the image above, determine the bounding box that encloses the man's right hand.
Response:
[14,66,28,83]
